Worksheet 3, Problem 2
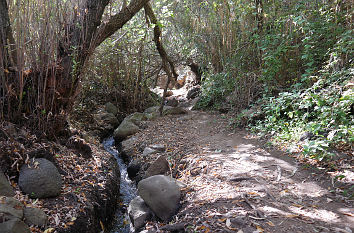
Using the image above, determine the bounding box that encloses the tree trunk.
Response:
[144,3,178,116]
[53,0,152,113]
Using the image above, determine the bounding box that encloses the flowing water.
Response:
[103,137,137,233]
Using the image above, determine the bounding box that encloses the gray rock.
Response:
[0,219,30,233]
[105,102,118,116]
[121,136,138,158]
[142,147,157,157]
[138,175,180,221]
[128,196,152,230]
[126,112,147,125]
[19,158,62,198]
[163,107,187,115]
[127,160,142,179]
[94,111,119,131]
[113,119,139,140]
[145,112,159,120]
[0,171,14,197]
[145,156,170,178]
[0,196,24,219]
[149,144,165,152]
[144,106,159,114]
[23,207,47,226]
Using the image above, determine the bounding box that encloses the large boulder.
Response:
[0,196,24,220]
[18,158,62,198]
[126,112,147,125]
[23,207,47,226]
[113,118,139,141]
[104,102,118,116]
[138,175,180,221]
[0,171,14,197]
[0,219,30,233]
[144,106,159,114]
[144,156,170,178]
[128,196,152,230]
[94,111,119,135]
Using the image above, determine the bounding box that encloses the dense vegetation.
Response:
[1,0,352,160]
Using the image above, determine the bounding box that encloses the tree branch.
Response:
[93,0,151,48]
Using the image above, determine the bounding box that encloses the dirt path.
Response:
[129,110,353,232]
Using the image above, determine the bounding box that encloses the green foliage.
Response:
[243,68,353,161]
[194,72,236,109]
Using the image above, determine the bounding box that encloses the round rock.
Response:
[138,175,180,221]
[19,158,62,198]
[23,207,47,226]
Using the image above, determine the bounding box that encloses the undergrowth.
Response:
[236,68,353,162]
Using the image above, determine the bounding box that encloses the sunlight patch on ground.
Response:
[288,206,341,223]
[261,206,289,216]
[289,182,329,197]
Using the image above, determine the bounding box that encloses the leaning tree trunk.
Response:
[0,0,152,119]
[54,0,152,113]
[144,3,178,116]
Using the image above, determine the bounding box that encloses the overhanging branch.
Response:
[93,0,151,49]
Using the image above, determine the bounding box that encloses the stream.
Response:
[103,137,137,233]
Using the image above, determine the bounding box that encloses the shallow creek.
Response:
[103,137,137,233]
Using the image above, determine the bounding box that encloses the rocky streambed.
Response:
[104,105,189,233]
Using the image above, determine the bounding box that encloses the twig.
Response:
[276,165,282,181]
[286,167,298,178]
[242,194,265,219]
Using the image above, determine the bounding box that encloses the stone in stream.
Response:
[144,156,170,178]
[18,158,62,198]
[128,196,152,230]
[113,118,140,140]
[127,159,142,180]
[93,110,119,134]
[0,171,14,197]
[138,175,180,221]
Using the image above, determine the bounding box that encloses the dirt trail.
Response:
[135,110,353,232]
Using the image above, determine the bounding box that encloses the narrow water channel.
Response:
[103,137,137,233]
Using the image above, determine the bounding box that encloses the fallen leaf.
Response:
[286,214,299,218]
[100,220,105,231]
[226,219,231,228]
[267,221,275,226]
[43,228,55,233]
[256,225,264,232]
